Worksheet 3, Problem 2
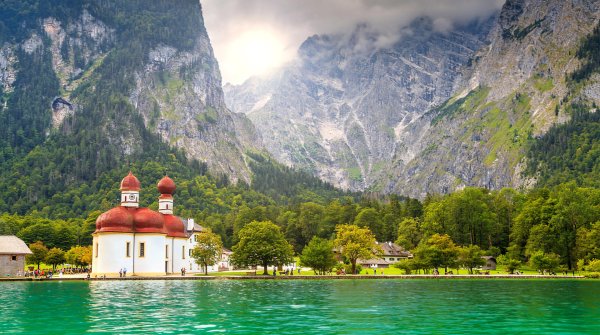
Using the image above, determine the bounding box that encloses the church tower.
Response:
[157,175,176,214]
[120,171,141,207]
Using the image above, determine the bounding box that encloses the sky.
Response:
[202,0,505,85]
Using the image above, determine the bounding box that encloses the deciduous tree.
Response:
[26,241,48,270]
[300,237,338,275]
[457,244,486,274]
[231,221,294,275]
[334,224,381,275]
[45,247,65,271]
[191,230,223,275]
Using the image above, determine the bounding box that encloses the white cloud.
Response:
[202,0,505,85]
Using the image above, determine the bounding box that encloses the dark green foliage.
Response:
[0,47,59,155]
[571,23,600,82]
[526,104,600,187]
[502,17,545,40]
[247,151,350,204]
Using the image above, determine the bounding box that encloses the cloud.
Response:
[202,0,505,84]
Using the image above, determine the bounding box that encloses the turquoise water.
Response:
[1,279,599,334]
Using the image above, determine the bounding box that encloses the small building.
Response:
[359,242,413,269]
[482,256,497,270]
[0,236,32,277]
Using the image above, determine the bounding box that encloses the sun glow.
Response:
[220,28,290,85]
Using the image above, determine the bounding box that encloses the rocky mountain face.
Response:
[0,1,261,185]
[225,17,496,192]
[392,0,600,197]
[226,0,600,197]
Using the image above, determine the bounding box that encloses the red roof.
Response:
[95,206,135,233]
[157,175,176,195]
[133,208,166,233]
[164,215,187,238]
[120,171,141,191]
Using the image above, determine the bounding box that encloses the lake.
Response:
[1,279,599,334]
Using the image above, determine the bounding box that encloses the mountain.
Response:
[401,0,600,197]
[225,0,600,198]
[225,16,497,192]
[0,0,268,216]
[0,0,261,187]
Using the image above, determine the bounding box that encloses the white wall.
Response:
[134,234,167,274]
[92,233,134,275]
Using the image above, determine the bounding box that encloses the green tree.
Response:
[300,237,338,275]
[354,208,384,241]
[298,202,325,244]
[65,245,92,268]
[393,259,413,274]
[576,222,600,261]
[413,234,459,273]
[191,230,223,275]
[529,251,561,274]
[457,245,486,274]
[496,254,521,274]
[396,217,422,250]
[231,220,294,275]
[333,224,381,275]
[525,224,556,256]
[45,247,66,271]
[26,241,48,270]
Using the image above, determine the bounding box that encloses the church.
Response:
[92,172,191,276]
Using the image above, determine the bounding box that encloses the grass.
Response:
[533,76,554,92]
[347,167,362,181]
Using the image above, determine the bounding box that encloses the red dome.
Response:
[133,208,166,233]
[95,207,134,233]
[157,175,176,195]
[164,215,187,238]
[120,172,141,191]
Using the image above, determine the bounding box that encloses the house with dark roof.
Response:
[0,236,32,277]
[359,241,413,269]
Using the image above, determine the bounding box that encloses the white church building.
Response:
[92,172,230,276]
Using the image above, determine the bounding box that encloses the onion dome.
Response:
[120,171,141,191]
[133,208,166,233]
[95,207,134,233]
[164,215,187,238]
[157,175,176,195]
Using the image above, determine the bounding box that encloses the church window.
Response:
[95,243,98,258]
[165,245,169,259]
[139,243,145,257]
[126,242,131,257]
[182,246,185,259]
[189,249,192,257]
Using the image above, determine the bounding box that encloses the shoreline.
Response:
[0,274,586,282]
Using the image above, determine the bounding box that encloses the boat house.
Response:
[0,236,32,277]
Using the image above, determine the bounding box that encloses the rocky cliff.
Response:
[392,0,600,197]
[225,0,600,197]
[0,1,261,185]
[225,16,496,192]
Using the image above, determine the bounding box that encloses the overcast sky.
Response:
[202,0,505,85]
